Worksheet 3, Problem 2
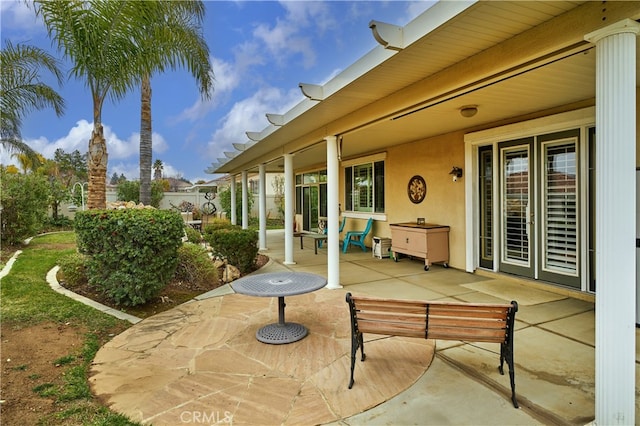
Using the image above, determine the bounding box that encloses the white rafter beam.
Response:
[369,20,404,50]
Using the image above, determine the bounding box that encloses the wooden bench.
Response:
[345,293,519,408]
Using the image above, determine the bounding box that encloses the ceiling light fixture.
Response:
[460,105,478,118]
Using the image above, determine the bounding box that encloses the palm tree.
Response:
[0,41,65,163]
[34,1,175,209]
[138,2,213,205]
[153,159,164,181]
[11,152,43,174]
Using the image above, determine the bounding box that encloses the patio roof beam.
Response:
[246,131,262,141]
[266,113,285,126]
[299,83,324,101]
[369,20,404,50]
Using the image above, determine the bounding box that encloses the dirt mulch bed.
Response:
[1,250,269,425]
[0,321,129,425]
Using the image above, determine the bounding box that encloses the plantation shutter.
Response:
[542,140,578,276]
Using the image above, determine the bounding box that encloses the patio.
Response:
[90,229,636,425]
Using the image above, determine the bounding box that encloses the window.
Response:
[249,179,259,194]
[295,170,326,232]
[344,160,385,213]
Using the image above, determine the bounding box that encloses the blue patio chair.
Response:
[319,217,346,248]
[342,217,373,253]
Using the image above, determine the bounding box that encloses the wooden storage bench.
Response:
[345,293,519,408]
[390,223,450,270]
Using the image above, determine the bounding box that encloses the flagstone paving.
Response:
[90,289,434,425]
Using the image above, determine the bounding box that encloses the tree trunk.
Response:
[139,75,152,206]
[87,124,107,209]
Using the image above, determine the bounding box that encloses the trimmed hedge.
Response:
[204,228,258,273]
[174,243,218,289]
[57,252,88,289]
[74,209,184,306]
[202,218,239,234]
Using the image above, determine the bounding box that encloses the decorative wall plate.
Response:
[407,175,426,204]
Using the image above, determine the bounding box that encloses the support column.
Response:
[258,164,267,250]
[241,170,249,230]
[585,19,639,426]
[283,154,295,265]
[326,135,342,289]
[230,176,237,225]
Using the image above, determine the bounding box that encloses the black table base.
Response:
[256,322,308,344]
[256,296,308,344]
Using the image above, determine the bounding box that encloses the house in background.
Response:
[208,2,640,424]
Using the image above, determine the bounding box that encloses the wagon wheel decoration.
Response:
[407,175,426,204]
[201,191,217,214]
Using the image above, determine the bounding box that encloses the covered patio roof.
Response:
[209,1,640,175]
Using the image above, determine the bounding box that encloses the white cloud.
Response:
[20,119,167,161]
[1,120,169,178]
[253,1,336,69]
[172,56,241,123]
[0,0,42,37]
[206,86,301,157]
[233,40,266,73]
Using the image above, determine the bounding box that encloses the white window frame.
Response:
[342,152,387,220]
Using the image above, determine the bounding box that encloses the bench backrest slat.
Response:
[357,321,426,338]
[347,294,516,343]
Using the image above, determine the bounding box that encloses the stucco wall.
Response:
[336,131,466,268]
[375,131,467,269]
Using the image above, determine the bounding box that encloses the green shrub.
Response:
[202,218,238,236]
[218,185,253,220]
[0,168,50,245]
[43,215,74,231]
[74,209,183,306]
[184,226,202,243]
[115,180,164,208]
[57,252,88,288]
[204,228,258,273]
[174,243,218,289]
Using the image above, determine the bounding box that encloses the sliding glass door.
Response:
[499,139,534,278]
[488,130,580,288]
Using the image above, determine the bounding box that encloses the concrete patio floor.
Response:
[91,229,639,425]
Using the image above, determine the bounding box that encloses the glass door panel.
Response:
[539,136,580,287]
[478,146,493,269]
[300,184,320,232]
[310,186,319,232]
[302,187,310,231]
[500,141,534,278]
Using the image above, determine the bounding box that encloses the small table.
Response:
[294,232,328,254]
[231,271,327,344]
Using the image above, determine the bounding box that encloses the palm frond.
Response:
[0,40,65,147]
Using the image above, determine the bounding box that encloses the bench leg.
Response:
[500,342,518,408]
[348,331,365,389]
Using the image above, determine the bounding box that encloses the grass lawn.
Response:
[1,232,140,425]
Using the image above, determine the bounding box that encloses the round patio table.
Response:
[231,271,327,344]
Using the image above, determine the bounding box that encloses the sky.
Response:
[1,1,433,184]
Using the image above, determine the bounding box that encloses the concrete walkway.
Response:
[90,230,639,425]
